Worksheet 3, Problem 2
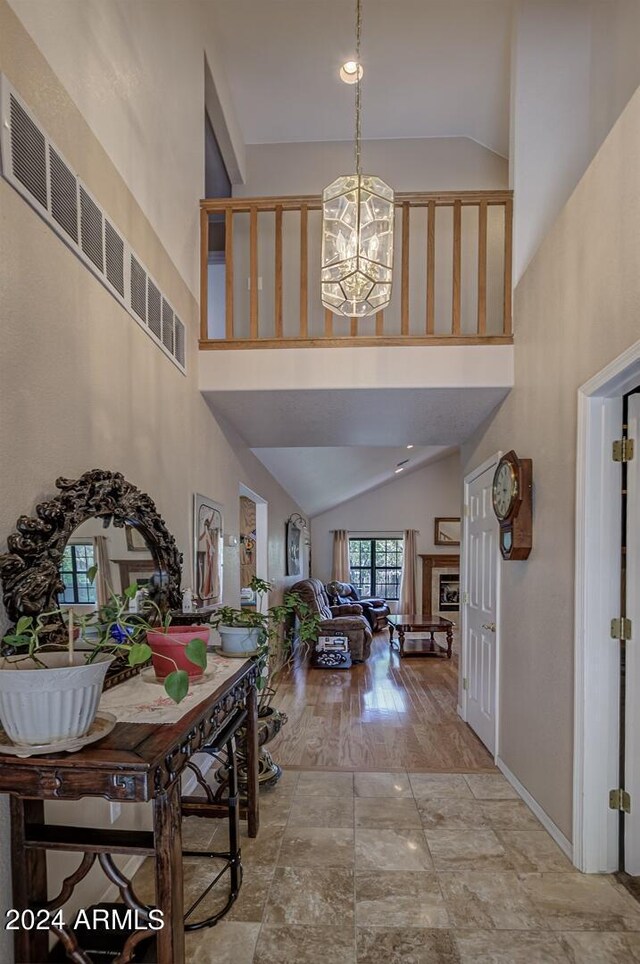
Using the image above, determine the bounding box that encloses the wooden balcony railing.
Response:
[200,190,513,349]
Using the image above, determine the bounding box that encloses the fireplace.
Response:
[419,553,460,620]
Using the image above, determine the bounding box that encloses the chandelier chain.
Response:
[355,0,362,177]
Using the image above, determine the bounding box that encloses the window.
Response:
[58,542,96,605]
[349,538,403,600]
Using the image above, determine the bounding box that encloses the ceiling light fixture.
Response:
[395,467,404,474]
[406,444,414,449]
[321,0,395,318]
[340,60,363,84]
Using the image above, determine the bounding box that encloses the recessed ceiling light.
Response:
[340,60,363,84]
[395,467,404,474]
[406,444,414,449]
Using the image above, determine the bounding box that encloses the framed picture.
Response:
[193,495,223,606]
[125,524,149,552]
[434,517,461,546]
[114,559,157,594]
[286,519,302,577]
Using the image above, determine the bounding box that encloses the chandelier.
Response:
[321,0,395,318]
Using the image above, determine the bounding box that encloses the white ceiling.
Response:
[252,445,453,516]
[210,0,513,156]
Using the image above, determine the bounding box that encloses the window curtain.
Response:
[93,536,111,607]
[331,530,350,582]
[399,529,418,613]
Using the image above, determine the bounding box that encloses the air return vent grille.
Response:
[0,76,186,374]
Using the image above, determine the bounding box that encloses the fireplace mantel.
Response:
[419,553,460,615]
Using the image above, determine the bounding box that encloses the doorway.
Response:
[574,338,640,874]
[239,484,268,614]
[461,453,501,758]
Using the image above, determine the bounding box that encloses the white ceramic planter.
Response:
[218,625,263,658]
[0,652,112,746]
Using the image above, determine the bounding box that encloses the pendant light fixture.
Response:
[321,0,395,318]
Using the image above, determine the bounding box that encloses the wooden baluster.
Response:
[324,308,333,337]
[503,198,513,336]
[426,200,435,335]
[376,311,384,336]
[225,207,234,340]
[401,201,410,335]
[200,207,209,341]
[350,317,358,337]
[452,199,461,335]
[477,200,487,336]
[299,203,308,338]
[275,204,283,339]
[250,205,259,339]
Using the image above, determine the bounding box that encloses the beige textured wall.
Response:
[311,454,462,614]
[463,84,640,839]
[0,1,306,948]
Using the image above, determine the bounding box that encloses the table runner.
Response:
[99,654,246,724]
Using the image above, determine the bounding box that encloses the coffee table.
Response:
[388,614,454,659]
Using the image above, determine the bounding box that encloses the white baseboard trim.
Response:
[100,753,215,903]
[497,757,574,863]
[457,704,465,720]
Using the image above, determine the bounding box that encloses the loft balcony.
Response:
[199,190,513,348]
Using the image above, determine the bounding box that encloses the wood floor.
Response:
[270,630,495,772]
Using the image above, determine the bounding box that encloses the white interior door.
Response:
[464,459,500,755]
[625,394,640,874]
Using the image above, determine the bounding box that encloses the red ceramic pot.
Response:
[146,626,210,681]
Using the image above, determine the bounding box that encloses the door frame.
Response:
[461,451,502,762]
[574,338,640,873]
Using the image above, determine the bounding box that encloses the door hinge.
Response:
[611,617,632,641]
[612,438,635,462]
[462,677,469,691]
[462,591,469,605]
[609,788,631,813]
[463,504,469,517]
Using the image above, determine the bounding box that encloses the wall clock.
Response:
[492,450,533,560]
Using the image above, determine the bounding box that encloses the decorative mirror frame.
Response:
[434,516,461,547]
[0,469,183,629]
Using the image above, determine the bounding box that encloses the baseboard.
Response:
[497,757,574,863]
[457,703,465,720]
[100,753,214,903]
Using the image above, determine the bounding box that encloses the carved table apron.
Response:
[0,658,259,964]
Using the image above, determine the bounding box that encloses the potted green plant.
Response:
[0,583,207,747]
[211,577,321,787]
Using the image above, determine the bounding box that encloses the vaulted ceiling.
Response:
[210,0,513,156]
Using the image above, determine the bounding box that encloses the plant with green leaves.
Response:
[1,580,207,704]
[211,576,321,709]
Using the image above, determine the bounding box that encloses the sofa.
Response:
[326,581,391,633]
[291,578,372,662]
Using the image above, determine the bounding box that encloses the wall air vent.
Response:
[0,75,186,374]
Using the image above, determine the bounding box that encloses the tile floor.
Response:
[131,768,640,963]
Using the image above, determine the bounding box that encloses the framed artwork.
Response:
[114,559,157,594]
[193,494,223,605]
[434,517,461,546]
[286,519,302,577]
[125,524,149,552]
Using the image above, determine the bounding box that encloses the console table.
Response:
[0,658,259,964]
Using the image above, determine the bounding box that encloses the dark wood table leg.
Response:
[246,681,260,838]
[399,628,405,658]
[154,780,185,964]
[11,797,48,964]
[388,622,395,647]
[446,627,453,659]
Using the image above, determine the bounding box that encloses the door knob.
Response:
[481,623,496,632]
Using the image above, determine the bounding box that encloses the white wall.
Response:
[237,137,508,197]
[511,0,640,280]
[463,83,640,840]
[7,0,245,297]
[311,453,461,613]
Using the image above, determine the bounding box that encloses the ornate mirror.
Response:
[0,470,183,637]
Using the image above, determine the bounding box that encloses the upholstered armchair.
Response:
[326,581,391,632]
[291,578,372,662]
